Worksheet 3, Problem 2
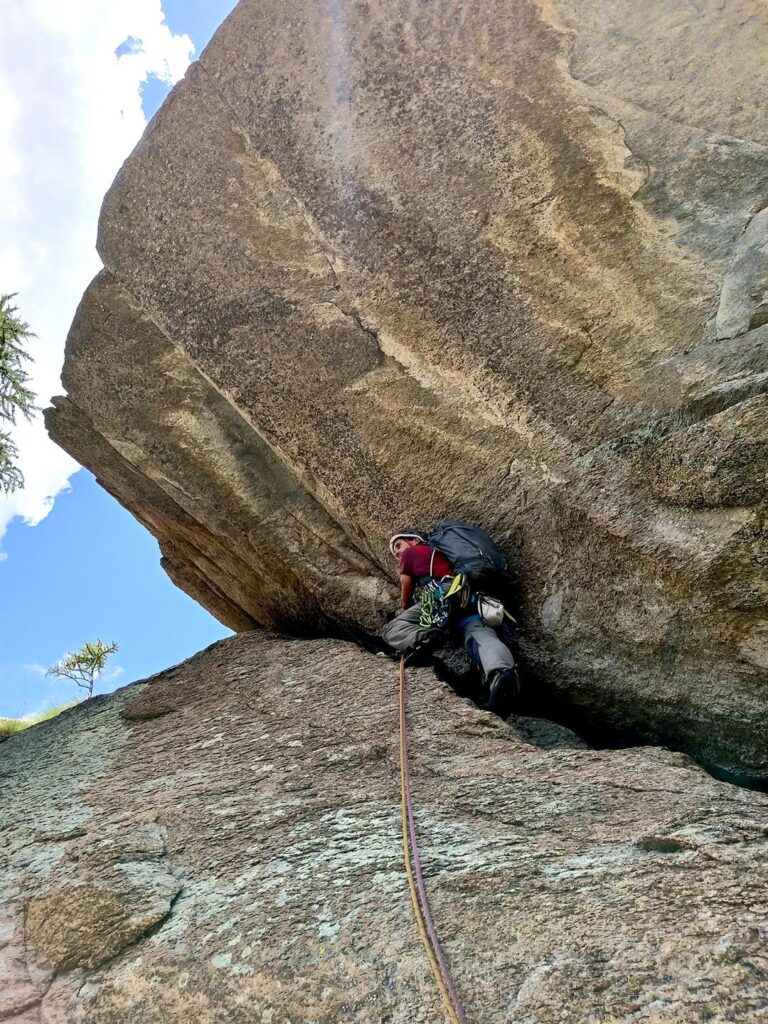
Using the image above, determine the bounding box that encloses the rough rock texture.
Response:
[2,634,768,1022]
[46,0,768,778]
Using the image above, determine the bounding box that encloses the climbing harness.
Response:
[399,656,469,1024]
[417,579,452,629]
[417,571,470,629]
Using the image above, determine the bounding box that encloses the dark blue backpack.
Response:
[427,519,507,589]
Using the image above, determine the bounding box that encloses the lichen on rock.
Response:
[2,634,768,1022]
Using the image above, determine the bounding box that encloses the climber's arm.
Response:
[400,574,415,609]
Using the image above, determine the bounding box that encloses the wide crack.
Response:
[425,648,768,793]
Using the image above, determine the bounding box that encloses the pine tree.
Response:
[47,640,119,700]
[0,293,37,494]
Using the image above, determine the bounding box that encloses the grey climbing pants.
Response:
[381,607,515,678]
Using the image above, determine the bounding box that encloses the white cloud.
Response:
[0,0,194,548]
[101,664,125,684]
[22,661,49,677]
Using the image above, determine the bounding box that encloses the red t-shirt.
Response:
[398,544,453,580]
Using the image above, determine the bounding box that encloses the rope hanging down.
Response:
[399,656,470,1024]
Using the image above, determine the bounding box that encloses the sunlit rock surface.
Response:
[3,634,768,1022]
[47,0,768,778]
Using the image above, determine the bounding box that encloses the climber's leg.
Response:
[381,605,424,654]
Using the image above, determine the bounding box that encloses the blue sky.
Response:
[0,0,238,717]
[0,472,230,716]
[141,0,235,117]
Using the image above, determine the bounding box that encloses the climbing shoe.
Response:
[481,667,520,717]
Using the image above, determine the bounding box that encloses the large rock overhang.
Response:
[47,0,768,778]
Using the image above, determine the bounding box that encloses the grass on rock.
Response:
[0,701,80,737]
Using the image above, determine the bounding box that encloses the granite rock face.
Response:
[2,633,768,1023]
[47,0,768,777]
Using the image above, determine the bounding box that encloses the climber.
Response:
[381,526,520,715]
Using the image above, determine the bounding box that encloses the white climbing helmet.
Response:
[388,529,427,556]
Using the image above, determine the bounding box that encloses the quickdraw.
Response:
[417,572,469,629]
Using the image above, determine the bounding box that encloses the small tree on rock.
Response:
[47,640,119,699]
[0,294,37,494]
